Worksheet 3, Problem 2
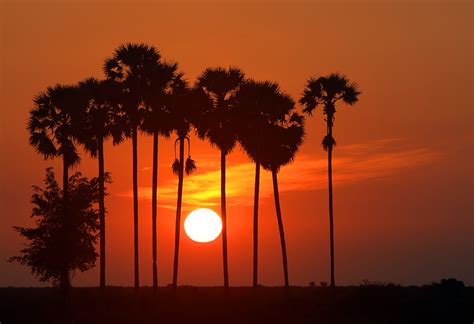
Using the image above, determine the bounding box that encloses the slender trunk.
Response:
[272,170,289,288]
[253,162,260,288]
[132,127,139,290]
[61,156,70,291]
[328,123,335,288]
[152,131,159,293]
[63,156,69,206]
[98,137,106,290]
[172,137,185,290]
[221,151,229,288]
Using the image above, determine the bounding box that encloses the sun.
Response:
[184,208,222,243]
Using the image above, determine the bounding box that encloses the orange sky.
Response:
[1,0,473,287]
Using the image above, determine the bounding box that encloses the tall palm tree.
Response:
[76,77,124,290]
[235,80,296,287]
[195,67,245,288]
[299,73,360,288]
[27,84,85,289]
[104,43,162,289]
[141,62,177,292]
[167,75,200,289]
[258,97,304,289]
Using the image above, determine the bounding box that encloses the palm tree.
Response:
[167,74,199,289]
[76,77,124,290]
[141,62,177,292]
[234,80,296,287]
[299,73,360,288]
[195,67,245,288]
[257,97,304,290]
[27,84,85,289]
[104,43,162,289]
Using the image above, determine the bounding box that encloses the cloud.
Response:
[118,138,440,210]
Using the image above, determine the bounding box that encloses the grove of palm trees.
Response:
[4,1,473,322]
[21,43,360,292]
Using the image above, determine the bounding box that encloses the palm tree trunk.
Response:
[253,162,260,288]
[272,170,289,288]
[98,137,106,290]
[327,124,335,288]
[152,131,158,293]
[61,156,70,291]
[172,137,185,290]
[132,127,139,290]
[221,151,229,289]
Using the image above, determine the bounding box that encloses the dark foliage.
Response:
[9,168,108,287]
[28,84,87,167]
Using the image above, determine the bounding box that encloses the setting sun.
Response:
[184,208,222,243]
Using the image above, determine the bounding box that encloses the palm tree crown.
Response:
[299,73,359,149]
[103,43,162,130]
[140,61,178,138]
[195,67,245,155]
[236,80,298,163]
[77,78,124,151]
[103,43,163,290]
[299,73,360,288]
[28,84,85,167]
[259,113,305,173]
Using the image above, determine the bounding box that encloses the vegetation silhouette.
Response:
[28,84,86,289]
[257,104,304,290]
[235,79,303,288]
[300,73,360,288]
[166,75,200,290]
[14,41,472,324]
[2,282,472,323]
[103,43,163,290]
[9,168,105,291]
[195,67,245,289]
[20,42,367,295]
[140,60,178,293]
[76,77,124,290]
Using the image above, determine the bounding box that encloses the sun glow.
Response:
[184,208,222,243]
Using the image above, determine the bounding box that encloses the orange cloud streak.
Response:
[118,139,439,210]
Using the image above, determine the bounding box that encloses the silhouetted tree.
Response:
[195,67,245,288]
[141,61,177,292]
[9,168,106,291]
[300,73,360,288]
[167,74,200,289]
[235,80,296,287]
[259,99,304,289]
[104,43,162,289]
[28,84,86,288]
[77,78,124,290]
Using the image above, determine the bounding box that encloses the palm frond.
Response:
[172,159,181,176]
[342,82,361,105]
[185,157,197,175]
[322,134,336,151]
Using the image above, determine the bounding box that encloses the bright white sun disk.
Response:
[184,208,222,243]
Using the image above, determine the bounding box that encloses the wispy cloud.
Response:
[118,139,440,210]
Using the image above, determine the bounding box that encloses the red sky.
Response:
[1,0,473,287]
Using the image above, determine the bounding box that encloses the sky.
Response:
[0,0,473,287]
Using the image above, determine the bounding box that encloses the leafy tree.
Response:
[28,84,86,286]
[300,73,360,287]
[9,168,108,290]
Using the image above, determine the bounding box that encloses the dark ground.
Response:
[1,283,473,323]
